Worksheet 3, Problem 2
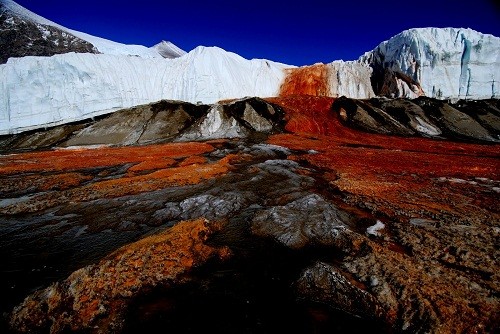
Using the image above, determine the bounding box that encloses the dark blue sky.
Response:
[15,0,500,65]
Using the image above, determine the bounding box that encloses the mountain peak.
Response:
[0,0,60,27]
[0,0,174,59]
[151,40,186,59]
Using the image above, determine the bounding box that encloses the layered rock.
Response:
[0,97,285,152]
[177,97,285,141]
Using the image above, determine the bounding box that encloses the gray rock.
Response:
[178,192,247,221]
[436,104,494,141]
[251,194,349,249]
[0,7,98,64]
[64,107,154,146]
[296,262,384,320]
[242,103,273,132]
[177,105,249,141]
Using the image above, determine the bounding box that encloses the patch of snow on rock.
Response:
[366,220,385,237]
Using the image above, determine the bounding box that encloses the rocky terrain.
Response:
[0,10,97,64]
[1,96,498,333]
[1,2,499,333]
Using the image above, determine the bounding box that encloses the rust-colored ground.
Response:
[3,95,499,333]
[267,95,500,221]
[267,95,499,332]
[10,218,231,333]
[0,142,240,214]
[0,142,214,175]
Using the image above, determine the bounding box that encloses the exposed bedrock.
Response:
[369,66,424,98]
[0,7,97,64]
[0,97,285,153]
[1,94,498,154]
[333,96,500,142]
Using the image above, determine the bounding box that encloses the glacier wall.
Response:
[278,61,374,98]
[360,28,500,100]
[1,23,499,135]
[0,47,290,134]
[327,61,375,98]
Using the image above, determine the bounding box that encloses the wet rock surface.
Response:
[1,95,499,333]
[296,262,385,321]
[10,218,231,333]
[252,192,350,249]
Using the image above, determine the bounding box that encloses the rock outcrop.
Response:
[0,0,99,64]
[0,8,97,63]
[0,97,285,152]
[332,96,500,142]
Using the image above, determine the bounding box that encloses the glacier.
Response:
[1,0,500,135]
[360,27,500,100]
[0,47,290,134]
[327,61,375,98]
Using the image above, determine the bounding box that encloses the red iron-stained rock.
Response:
[279,64,330,97]
[10,219,232,333]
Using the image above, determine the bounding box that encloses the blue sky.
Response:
[15,0,500,65]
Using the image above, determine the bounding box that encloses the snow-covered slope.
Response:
[66,29,166,59]
[152,41,187,59]
[0,0,185,59]
[1,0,98,63]
[360,28,500,100]
[0,47,290,134]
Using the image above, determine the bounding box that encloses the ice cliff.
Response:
[0,47,289,134]
[361,28,500,100]
[279,62,375,98]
